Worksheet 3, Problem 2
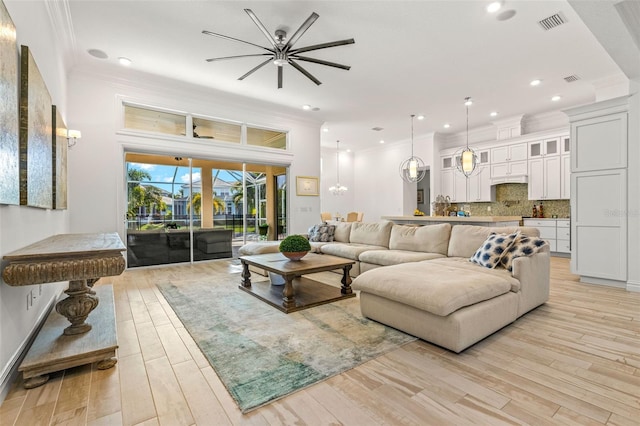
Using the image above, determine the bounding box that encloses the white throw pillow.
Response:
[469,231,519,269]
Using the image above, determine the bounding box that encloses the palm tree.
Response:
[187,192,202,215]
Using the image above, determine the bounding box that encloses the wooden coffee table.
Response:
[239,252,355,313]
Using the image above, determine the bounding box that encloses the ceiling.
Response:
[59,0,630,152]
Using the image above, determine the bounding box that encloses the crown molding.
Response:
[44,0,76,70]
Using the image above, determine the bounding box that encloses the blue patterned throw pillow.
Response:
[470,231,519,269]
[308,224,336,242]
[500,234,548,271]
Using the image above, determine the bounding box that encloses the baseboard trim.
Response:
[0,295,56,403]
[627,280,640,293]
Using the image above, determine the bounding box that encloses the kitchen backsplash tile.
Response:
[452,184,570,218]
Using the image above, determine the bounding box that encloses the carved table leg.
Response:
[282,276,295,308]
[55,279,99,335]
[97,357,117,370]
[23,375,49,389]
[341,265,353,295]
[86,277,100,295]
[241,260,251,288]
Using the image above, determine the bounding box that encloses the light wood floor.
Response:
[1,257,639,426]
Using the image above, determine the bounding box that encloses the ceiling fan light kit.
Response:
[203,9,355,88]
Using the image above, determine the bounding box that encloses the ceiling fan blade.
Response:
[244,9,277,49]
[278,66,283,89]
[238,58,272,81]
[291,55,351,70]
[289,60,321,85]
[284,12,319,52]
[202,30,274,53]
[206,53,272,62]
[290,38,355,55]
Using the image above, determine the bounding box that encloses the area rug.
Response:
[156,271,415,413]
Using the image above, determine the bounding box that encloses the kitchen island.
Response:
[381,216,522,227]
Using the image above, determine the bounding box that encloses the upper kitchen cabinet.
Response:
[572,113,627,172]
[490,142,527,163]
[529,137,560,158]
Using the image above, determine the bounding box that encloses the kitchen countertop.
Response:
[382,215,522,223]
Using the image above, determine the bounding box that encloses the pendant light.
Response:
[399,114,426,183]
[329,140,348,195]
[455,97,479,177]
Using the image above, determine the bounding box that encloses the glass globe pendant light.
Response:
[455,97,479,177]
[399,114,426,183]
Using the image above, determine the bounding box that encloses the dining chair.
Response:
[320,212,332,222]
[345,212,358,222]
[356,212,364,222]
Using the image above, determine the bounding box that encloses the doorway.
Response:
[125,152,287,267]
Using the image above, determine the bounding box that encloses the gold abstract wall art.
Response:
[52,105,67,209]
[0,0,19,205]
[19,44,52,209]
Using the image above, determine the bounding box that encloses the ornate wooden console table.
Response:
[2,233,126,388]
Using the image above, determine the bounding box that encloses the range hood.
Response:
[491,174,528,185]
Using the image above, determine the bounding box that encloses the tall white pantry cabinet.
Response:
[564,96,629,286]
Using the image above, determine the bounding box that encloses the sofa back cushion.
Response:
[327,221,352,242]
[349,221,394,247]
[447,225,540,258]
[389,223,451,255]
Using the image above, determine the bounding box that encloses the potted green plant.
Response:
[258,223,269,236]
[278,235,311,261]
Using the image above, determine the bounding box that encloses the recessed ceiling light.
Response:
[118,57,132,66]
[490,111,498,117]
[346,149,351,153]
[88,48,108,59]
[443,123,451,129]
[417,115,425,120]
[487,1,502,13]
[302,104,311,110]
[530,79,542,86]
[379,140,385,144]
[551,95,561,101]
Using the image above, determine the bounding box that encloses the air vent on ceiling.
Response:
[538,12,566,31]
[371,127,384,132]
[564,74,580,83]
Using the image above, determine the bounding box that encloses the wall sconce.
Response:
[67,129,81,148]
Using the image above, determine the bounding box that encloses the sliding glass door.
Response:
[125,153,287,268]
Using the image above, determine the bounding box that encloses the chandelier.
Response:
[399,114,426,183]
[454,97,479,177]
[329,140,348,195]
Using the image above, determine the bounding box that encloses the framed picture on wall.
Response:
[296,176,319,196]
[417,189,424,204]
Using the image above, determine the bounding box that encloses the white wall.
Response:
[66,64,323,239]
[0,1,69,400]
[347,133,434,222]
[627,80,640,291]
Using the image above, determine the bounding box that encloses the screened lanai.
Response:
[125,152,287,268]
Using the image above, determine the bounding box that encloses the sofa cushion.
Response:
[469,231,519,269]
[320,243,387,261]
[326,221,352,242]
[349,221,394,247]
[389,223,451,254]
[447,225,540,258]
[353,259,517,316]
[359,249,446,267]
[500,234,548,271]
[308,223,336,242]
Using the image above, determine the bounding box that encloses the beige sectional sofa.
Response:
[238,220,550,352]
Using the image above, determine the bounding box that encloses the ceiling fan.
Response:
[203,9,355,88]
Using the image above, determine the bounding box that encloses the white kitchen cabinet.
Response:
[556,220,570,253]
[491,160,528,182]
[524,218,572,255]
[491,142,527,164]
[528,155,561,200]
[440,169,454,200]
[561,135,570,155]
[467,150,493,202]
[561,154,571,199]
[529,137,560,158]
[440,168,468,203]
